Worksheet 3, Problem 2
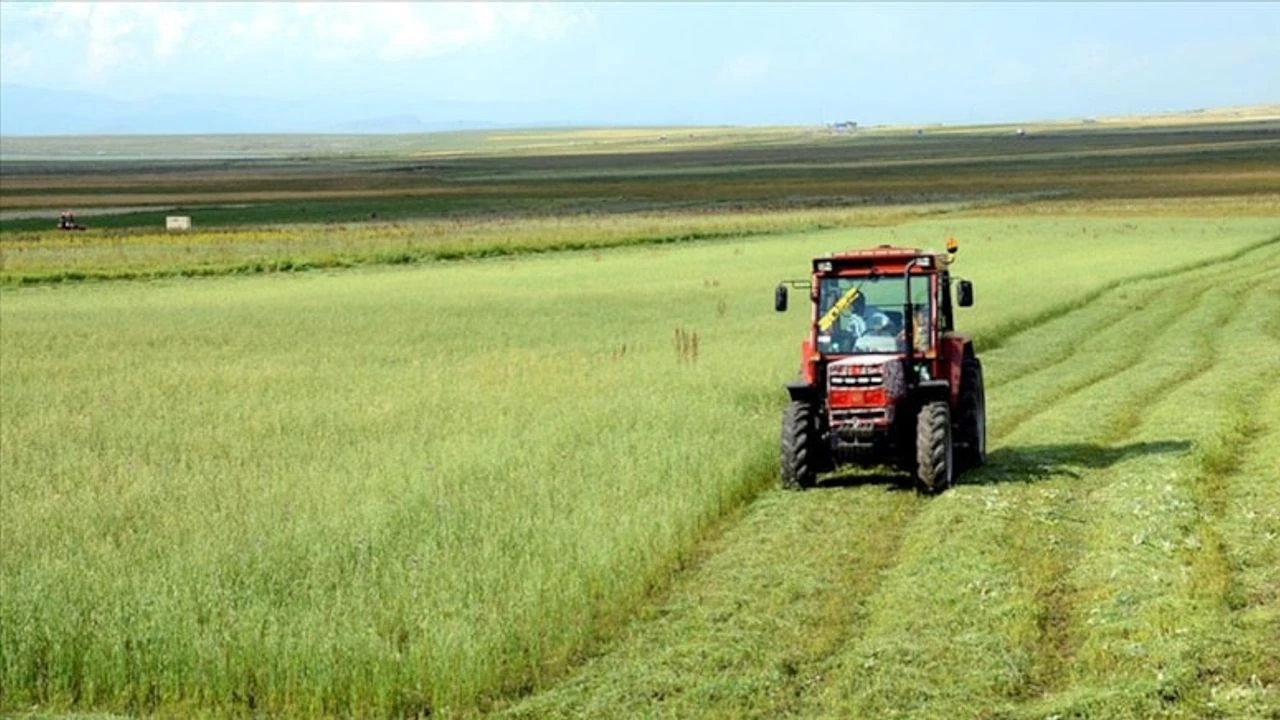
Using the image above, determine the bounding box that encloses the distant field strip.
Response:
[0,203,961,285]
[499,242,1280,718]
[2,217,1277,718]
[4,123,1278,239]
[3,197,1277,288]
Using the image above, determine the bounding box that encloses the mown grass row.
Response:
[2,215,1276,718]
[815,249,1280,718]
[976,232,1280,354]
[496,487,928,720]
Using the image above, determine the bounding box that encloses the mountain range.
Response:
[0,84,575,135]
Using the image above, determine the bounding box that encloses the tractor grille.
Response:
[827,364,889,414]
[830,373,883,387]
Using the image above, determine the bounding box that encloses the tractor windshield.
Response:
[815,275,932,355]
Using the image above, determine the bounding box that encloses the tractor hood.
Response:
[826,354,901,371]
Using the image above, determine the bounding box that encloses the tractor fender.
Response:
[940,333,973,408]
[915,379,951,404]
[786,381,819,402]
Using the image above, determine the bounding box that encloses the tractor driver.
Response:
[829,293,892,352]
[845,293,891,337]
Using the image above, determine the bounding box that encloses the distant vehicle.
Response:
[57,211,86,231]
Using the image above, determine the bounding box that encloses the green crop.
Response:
[2,212,1278,718]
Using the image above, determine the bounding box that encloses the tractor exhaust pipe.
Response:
[902,258,922,386]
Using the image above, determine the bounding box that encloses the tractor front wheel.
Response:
[915,401,954,494]
[781,401,823,490]
[956,355,987,472]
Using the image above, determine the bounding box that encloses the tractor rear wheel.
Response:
[915,401,953,494]
[956,355,987,471]
[781,401,823,490]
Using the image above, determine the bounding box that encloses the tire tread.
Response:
[915,401,952,493]
[781,401,821,490]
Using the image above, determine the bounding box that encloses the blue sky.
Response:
[1,1,1277,131]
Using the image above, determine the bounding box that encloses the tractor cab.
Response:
[774,241,984,493]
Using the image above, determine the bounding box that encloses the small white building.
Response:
[166,216,191,231]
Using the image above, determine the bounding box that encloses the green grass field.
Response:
[2,117,1280,718]
[3,208,1278,717]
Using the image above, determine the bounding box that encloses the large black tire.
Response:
[956,354,987,472]
[781,401,824,490]
[915,401,953,494]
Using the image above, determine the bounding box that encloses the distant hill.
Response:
[0,84,577,136]
[328,115,431,134]
[327,115,510,134]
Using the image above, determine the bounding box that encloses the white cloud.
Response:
[227,6,286,50]
[0,1,589,88]
[150,6,193,61]
[503,3,593,43]
[0,41,33,81]
[718,52,773,90]
[380,3,499,60]
[84,4,141,80]
[294,3,589,61]
[2,2,189,82]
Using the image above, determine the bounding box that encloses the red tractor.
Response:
[57,211,86,231]
[774,240,985,493]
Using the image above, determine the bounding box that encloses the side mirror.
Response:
[774,284,788,312]
[957,280,974,307]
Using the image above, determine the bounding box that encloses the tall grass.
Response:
[2,215,1277,716]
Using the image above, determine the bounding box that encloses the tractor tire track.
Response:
[1000,484,1090,705]
[987,248,1278,443]
[986,294,1143,392]
[1000,262,1280,716]
[984,254,1255,394]
[988,276,1214,441]
[1105,264,1280,443]
[986,245,1273,416]
[493,486,924,719]
[1178,282,1280,708]
[837,275,1207,711]
[998,266,1275,707]
[977,234,1280,359]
